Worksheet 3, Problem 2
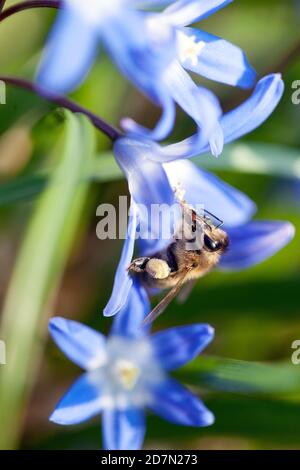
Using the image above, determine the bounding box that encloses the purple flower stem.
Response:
[0,76,123,141]
[0,1,122,140]
[0,0,60,20]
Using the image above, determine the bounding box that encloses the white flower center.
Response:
[87,336,166,410]
[113,359,140,390]
[177,31,205,66]
[146,15,175,47]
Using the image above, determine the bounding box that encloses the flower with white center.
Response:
[104,73,294,318]
[37,1,176,100]
[120,0,257,147]
[37,0,257,147]
[49,281,215,450]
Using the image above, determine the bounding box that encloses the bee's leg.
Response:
[177,279,197,304]
[127,257,150,273]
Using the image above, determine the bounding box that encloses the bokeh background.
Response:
[0,0,300,450]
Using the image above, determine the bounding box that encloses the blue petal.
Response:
[103,201,138,317]
[150,324,214,371]
[163,0,233,26]
[103,11,176,140]
[149,378,214,426]
[102,408,145,450]
[164,61,222,147]
[49,317,107,370]
[221,221,295,270]
[111,280,151,339]
[179,28,256,89]
[37,7,99,94]
[151,133,202,162]
[164,160,256,226]
[133,1,174,6]
[114,137,175,254]
[50,372,103,425]
[121,93,176,141]
[208,121,224,157]
[148,74,284,161]
[222,74,284,145]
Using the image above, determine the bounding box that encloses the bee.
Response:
[128,201,229,325]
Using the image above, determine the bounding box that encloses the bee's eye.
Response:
[204,234,221,252]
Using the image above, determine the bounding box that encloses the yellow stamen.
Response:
[114,359,140,390]
[177,31,205,67]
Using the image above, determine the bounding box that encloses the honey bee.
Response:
[128,201,229,325]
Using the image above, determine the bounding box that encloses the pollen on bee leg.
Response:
[146,258,171,280]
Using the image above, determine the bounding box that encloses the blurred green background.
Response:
[0,0,300,450]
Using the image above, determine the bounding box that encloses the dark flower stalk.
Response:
[0,2,120,140]
[0,0,60,21]
[0,76,122,141]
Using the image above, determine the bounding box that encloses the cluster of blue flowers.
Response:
[30,0,295,449]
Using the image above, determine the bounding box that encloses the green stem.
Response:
[0,112,95,449]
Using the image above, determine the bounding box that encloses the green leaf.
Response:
[90,142,300,182]
[0,112,96,449]
[0,174,47,206]
[4,141,299,208]
[0,152,122,207]
[32,394,300,449]
[88,151,123,182]
[194,142,300,178]
[147,394,300,445]
[177,355,300,396]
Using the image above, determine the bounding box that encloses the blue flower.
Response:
[37,0,176,100]
[148,73,285,158]
[122,0,256,143]
[49,281,215,450]
[37,0,255,143]
[104,74,294,317]
[163,0,256,88]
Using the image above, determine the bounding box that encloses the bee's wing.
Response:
[196,212,223,230]
[142,269,192,326]
[195,214,212,232]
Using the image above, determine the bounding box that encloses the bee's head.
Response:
[203,229,229,254]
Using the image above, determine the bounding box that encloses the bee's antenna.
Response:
[204,209,224,228]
